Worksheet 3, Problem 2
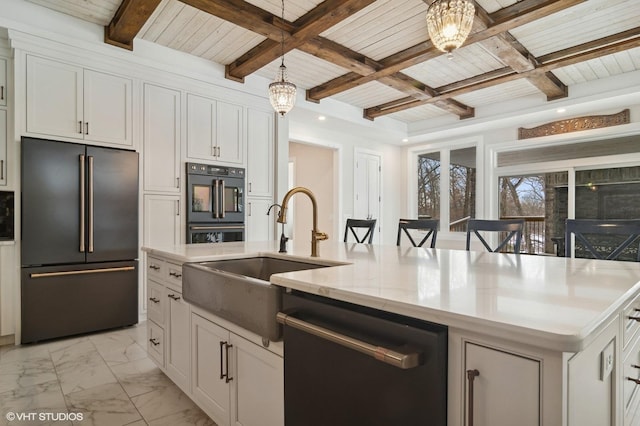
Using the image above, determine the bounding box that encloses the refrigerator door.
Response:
[21,261,138,343]
[22,138,85,266]
[86,146,138,263]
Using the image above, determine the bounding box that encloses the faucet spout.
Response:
[277,187,328,257]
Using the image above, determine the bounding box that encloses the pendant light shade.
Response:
[269,63,297,117]
[269,0,296,117]
[426,0,475,57]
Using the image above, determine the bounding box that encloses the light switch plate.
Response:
[600,340,615,381]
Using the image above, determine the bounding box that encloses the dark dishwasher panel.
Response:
[281,291,447,426]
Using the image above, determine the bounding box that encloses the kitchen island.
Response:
[142,241,640,426]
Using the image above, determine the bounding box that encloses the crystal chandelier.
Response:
[269,0,296,117]
[426,0,475,58]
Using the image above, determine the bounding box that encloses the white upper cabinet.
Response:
[143,83,181,193]
[0,57,7,107]
[186,93,243,165]
[26,55,132,146]
[246,198,275,242]
[0,110,6,186]
[247,108,274,198]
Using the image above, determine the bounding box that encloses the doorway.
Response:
[354,149,382,243]
[288,142,338,244]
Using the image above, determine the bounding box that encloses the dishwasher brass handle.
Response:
[276,312,422,369]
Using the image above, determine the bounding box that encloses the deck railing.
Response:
[448,215,546,254]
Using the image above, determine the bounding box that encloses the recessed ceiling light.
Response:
[318,115,326,121]
[557,108,566,113]
[402,138,409,142]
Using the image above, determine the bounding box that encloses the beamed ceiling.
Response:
[26,0,640,124]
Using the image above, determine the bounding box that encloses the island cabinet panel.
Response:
[186,93,243,165]
[191,311,284,426]
[166,287,190,392]
[26,55,132,146]
[567,317,618,426]
[464,342,540,426]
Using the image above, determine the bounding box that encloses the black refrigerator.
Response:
[21,137,139,343]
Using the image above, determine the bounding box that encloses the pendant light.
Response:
[426,0,475,58]
[269,0,297,117]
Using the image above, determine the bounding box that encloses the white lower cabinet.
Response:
[166,287,190,392]
[191,312,284,426]
[246,198,275,242]
[464,342,540,426]
[143,194,181,247]
[147,320,165,367]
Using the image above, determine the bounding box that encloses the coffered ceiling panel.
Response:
[22,0,640,125]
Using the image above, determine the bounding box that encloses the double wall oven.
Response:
[186,162,245,244]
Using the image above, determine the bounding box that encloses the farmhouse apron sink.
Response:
[182,256,332,341]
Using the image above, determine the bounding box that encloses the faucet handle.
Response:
[315,231,329,241]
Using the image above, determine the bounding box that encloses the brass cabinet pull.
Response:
[467,369,480,426]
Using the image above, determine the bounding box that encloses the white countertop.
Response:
[143,241,640,352]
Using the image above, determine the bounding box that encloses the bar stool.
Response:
[344,219,376,244]
[396,219,439,248]
[466,219,525,253]
[565,219,640,261]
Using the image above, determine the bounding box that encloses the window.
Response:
[417,146,477,232]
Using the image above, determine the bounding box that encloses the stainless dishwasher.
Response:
[277,291,447,426]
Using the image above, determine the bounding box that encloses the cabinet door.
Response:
[143,84,181,193]
[186,93,216,160]
[216,101,243,164]
[147,280,165,326]
[231,333,284,426]
[246,108,274,197]
[143,194,180,247]
[166,289,190,391]
[246,198,275,242]
[191,313,231,425]
[26,55,83,139]
[0,109,6,186]
[465,342,540,426]
[83,69,132,146]
[0,57,7,107]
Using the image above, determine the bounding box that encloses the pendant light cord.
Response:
[280,0,285,67]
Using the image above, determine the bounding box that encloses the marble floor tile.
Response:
[89,333,147,367]
[131,382,199,423]
[0,344,51,365]
[109,357,174,398]
[147,407,217,426]
[0,380,68,426]
[54,349,117,396]
[124,322,148,347]
[64,382,142,426]
[0,356,57,394]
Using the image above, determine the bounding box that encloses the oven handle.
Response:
[221,180,226,218]
[214,179,220,219]
[190,225,245,231]
[276,312,422,369]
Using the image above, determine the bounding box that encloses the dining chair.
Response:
[396,219,439,248]
[344,219,377,244]
[564,219,640,261]
[465,219,525,253]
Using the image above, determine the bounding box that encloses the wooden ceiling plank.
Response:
[309,0,585,101]
[298,37,380,76]
[179,0,289,40]
[104,0,163,50]
[226,0,376,81]
[526,71,568,100]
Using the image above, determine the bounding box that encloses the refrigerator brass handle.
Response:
[88,156,94,253]
[467,369,480,426]
[276,312,422,369]
[30,266,135,278]
[79,154,85,252]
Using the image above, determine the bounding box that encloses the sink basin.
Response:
[182,256,332,341]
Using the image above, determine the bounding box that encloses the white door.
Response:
[186,93,216,160]
[216,101,243,164]
[354,150,382,243]
[0,110,6,186]
[246,198,275,242]
[166,289,190,392]
[143,194,180,247]
[247,108,274,197]
[83,69,132,146]
[0,57,7,107]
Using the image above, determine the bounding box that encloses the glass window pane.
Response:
[450,147,476,231]
[417,152,440,220]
